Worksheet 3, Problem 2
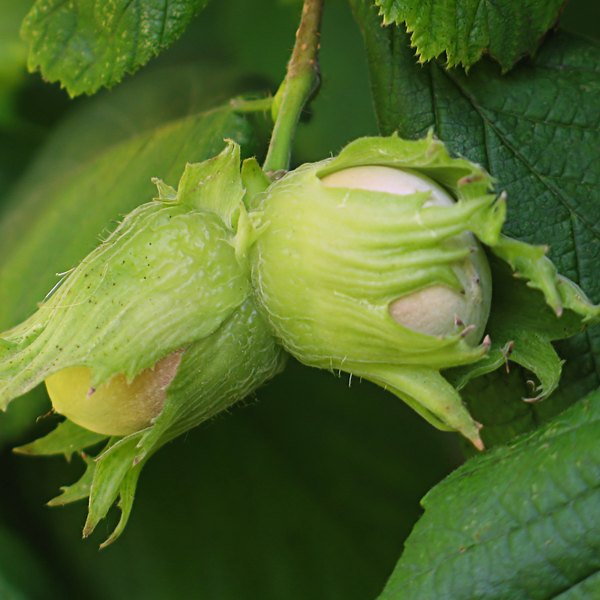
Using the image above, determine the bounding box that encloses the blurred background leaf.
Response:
[561,0,600,38]
[0,0,30,125]
[0,0,49,199]
[0,520,63,599]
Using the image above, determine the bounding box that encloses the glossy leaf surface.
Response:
[21,0,211,96]
[378,388,600,599]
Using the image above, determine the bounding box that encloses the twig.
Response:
[263,0,324,173]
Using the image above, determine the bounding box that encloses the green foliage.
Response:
[2,0,600,597]
[375,0,564,70]
[353,0,600,442]
[378,386,600,599]
[21,0,211,96]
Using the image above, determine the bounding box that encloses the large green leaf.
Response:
[7,63,254,196]
[21,0,211,96]
[377,387,600,599]
[374,0,564,71]
[352,1,600,444]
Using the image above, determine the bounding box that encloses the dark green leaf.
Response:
[352,2,600,442]
[21,0,211,96]
[374,0,564,71]
[378,387,600,600]
[99,464,141,548]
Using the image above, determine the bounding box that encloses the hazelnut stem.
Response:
[263,0,324,174]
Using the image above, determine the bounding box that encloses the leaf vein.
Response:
[484,106,600,134]
[442,69,600,241]
[384,474,600,597]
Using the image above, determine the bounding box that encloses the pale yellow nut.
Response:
[45,350,183,436]
[321,165,491,345]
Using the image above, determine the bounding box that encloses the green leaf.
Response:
[374,0,564,71]
[21,0,211,96]
[99,464,142,548]
[377,387,600,600]
[241,157,271,208]
[0,61,244,210]
[352,5,600,441]
[175,139,245,227]
[7,62,255,198]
